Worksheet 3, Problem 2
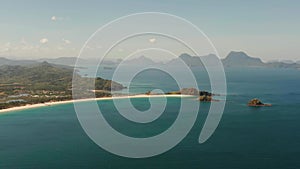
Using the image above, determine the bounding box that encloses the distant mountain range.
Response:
[167,51,300,69]
[222,51,300,69]
[0,57,37,66]
[1,51,299,69]
[37,57,87,66]
[122,55,157,65]
[0,57,88,67]
[222,51,265,67]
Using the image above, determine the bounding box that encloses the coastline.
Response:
[0,94,194,114]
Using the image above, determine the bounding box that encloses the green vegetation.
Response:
[0,62,125,109]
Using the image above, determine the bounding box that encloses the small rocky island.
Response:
[248,98,272,107]
[164,88,216,102]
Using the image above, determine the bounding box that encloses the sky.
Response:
[0,0,299,61]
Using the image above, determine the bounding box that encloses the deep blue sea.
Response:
[1,67,300,169]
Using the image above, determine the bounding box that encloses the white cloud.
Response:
[51,16,56,21]
[149,38,156,43]
[62,39,71,44]
[51,16,66,21]
[40,38,49,44]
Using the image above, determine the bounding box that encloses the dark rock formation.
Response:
[248,98,272,107]
[199,95,212,102]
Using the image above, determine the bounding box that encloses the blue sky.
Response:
[0,0,299,61]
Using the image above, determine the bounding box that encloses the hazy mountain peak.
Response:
[179,53,192,58]
[223,51,264,67]
[39,61,53,67]
[0,57,10,61]
[227,51,252,59]
[123,55,156,65]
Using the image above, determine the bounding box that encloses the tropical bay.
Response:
[1,64,300,168]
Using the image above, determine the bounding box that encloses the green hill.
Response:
[0,62,125,109]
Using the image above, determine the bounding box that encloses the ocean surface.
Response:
[1,67,300,168]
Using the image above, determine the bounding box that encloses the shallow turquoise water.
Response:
[0,68,300,168]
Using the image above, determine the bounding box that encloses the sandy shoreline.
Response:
[0,94,194,114]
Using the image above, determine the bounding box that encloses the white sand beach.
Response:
[0,94,194,114]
